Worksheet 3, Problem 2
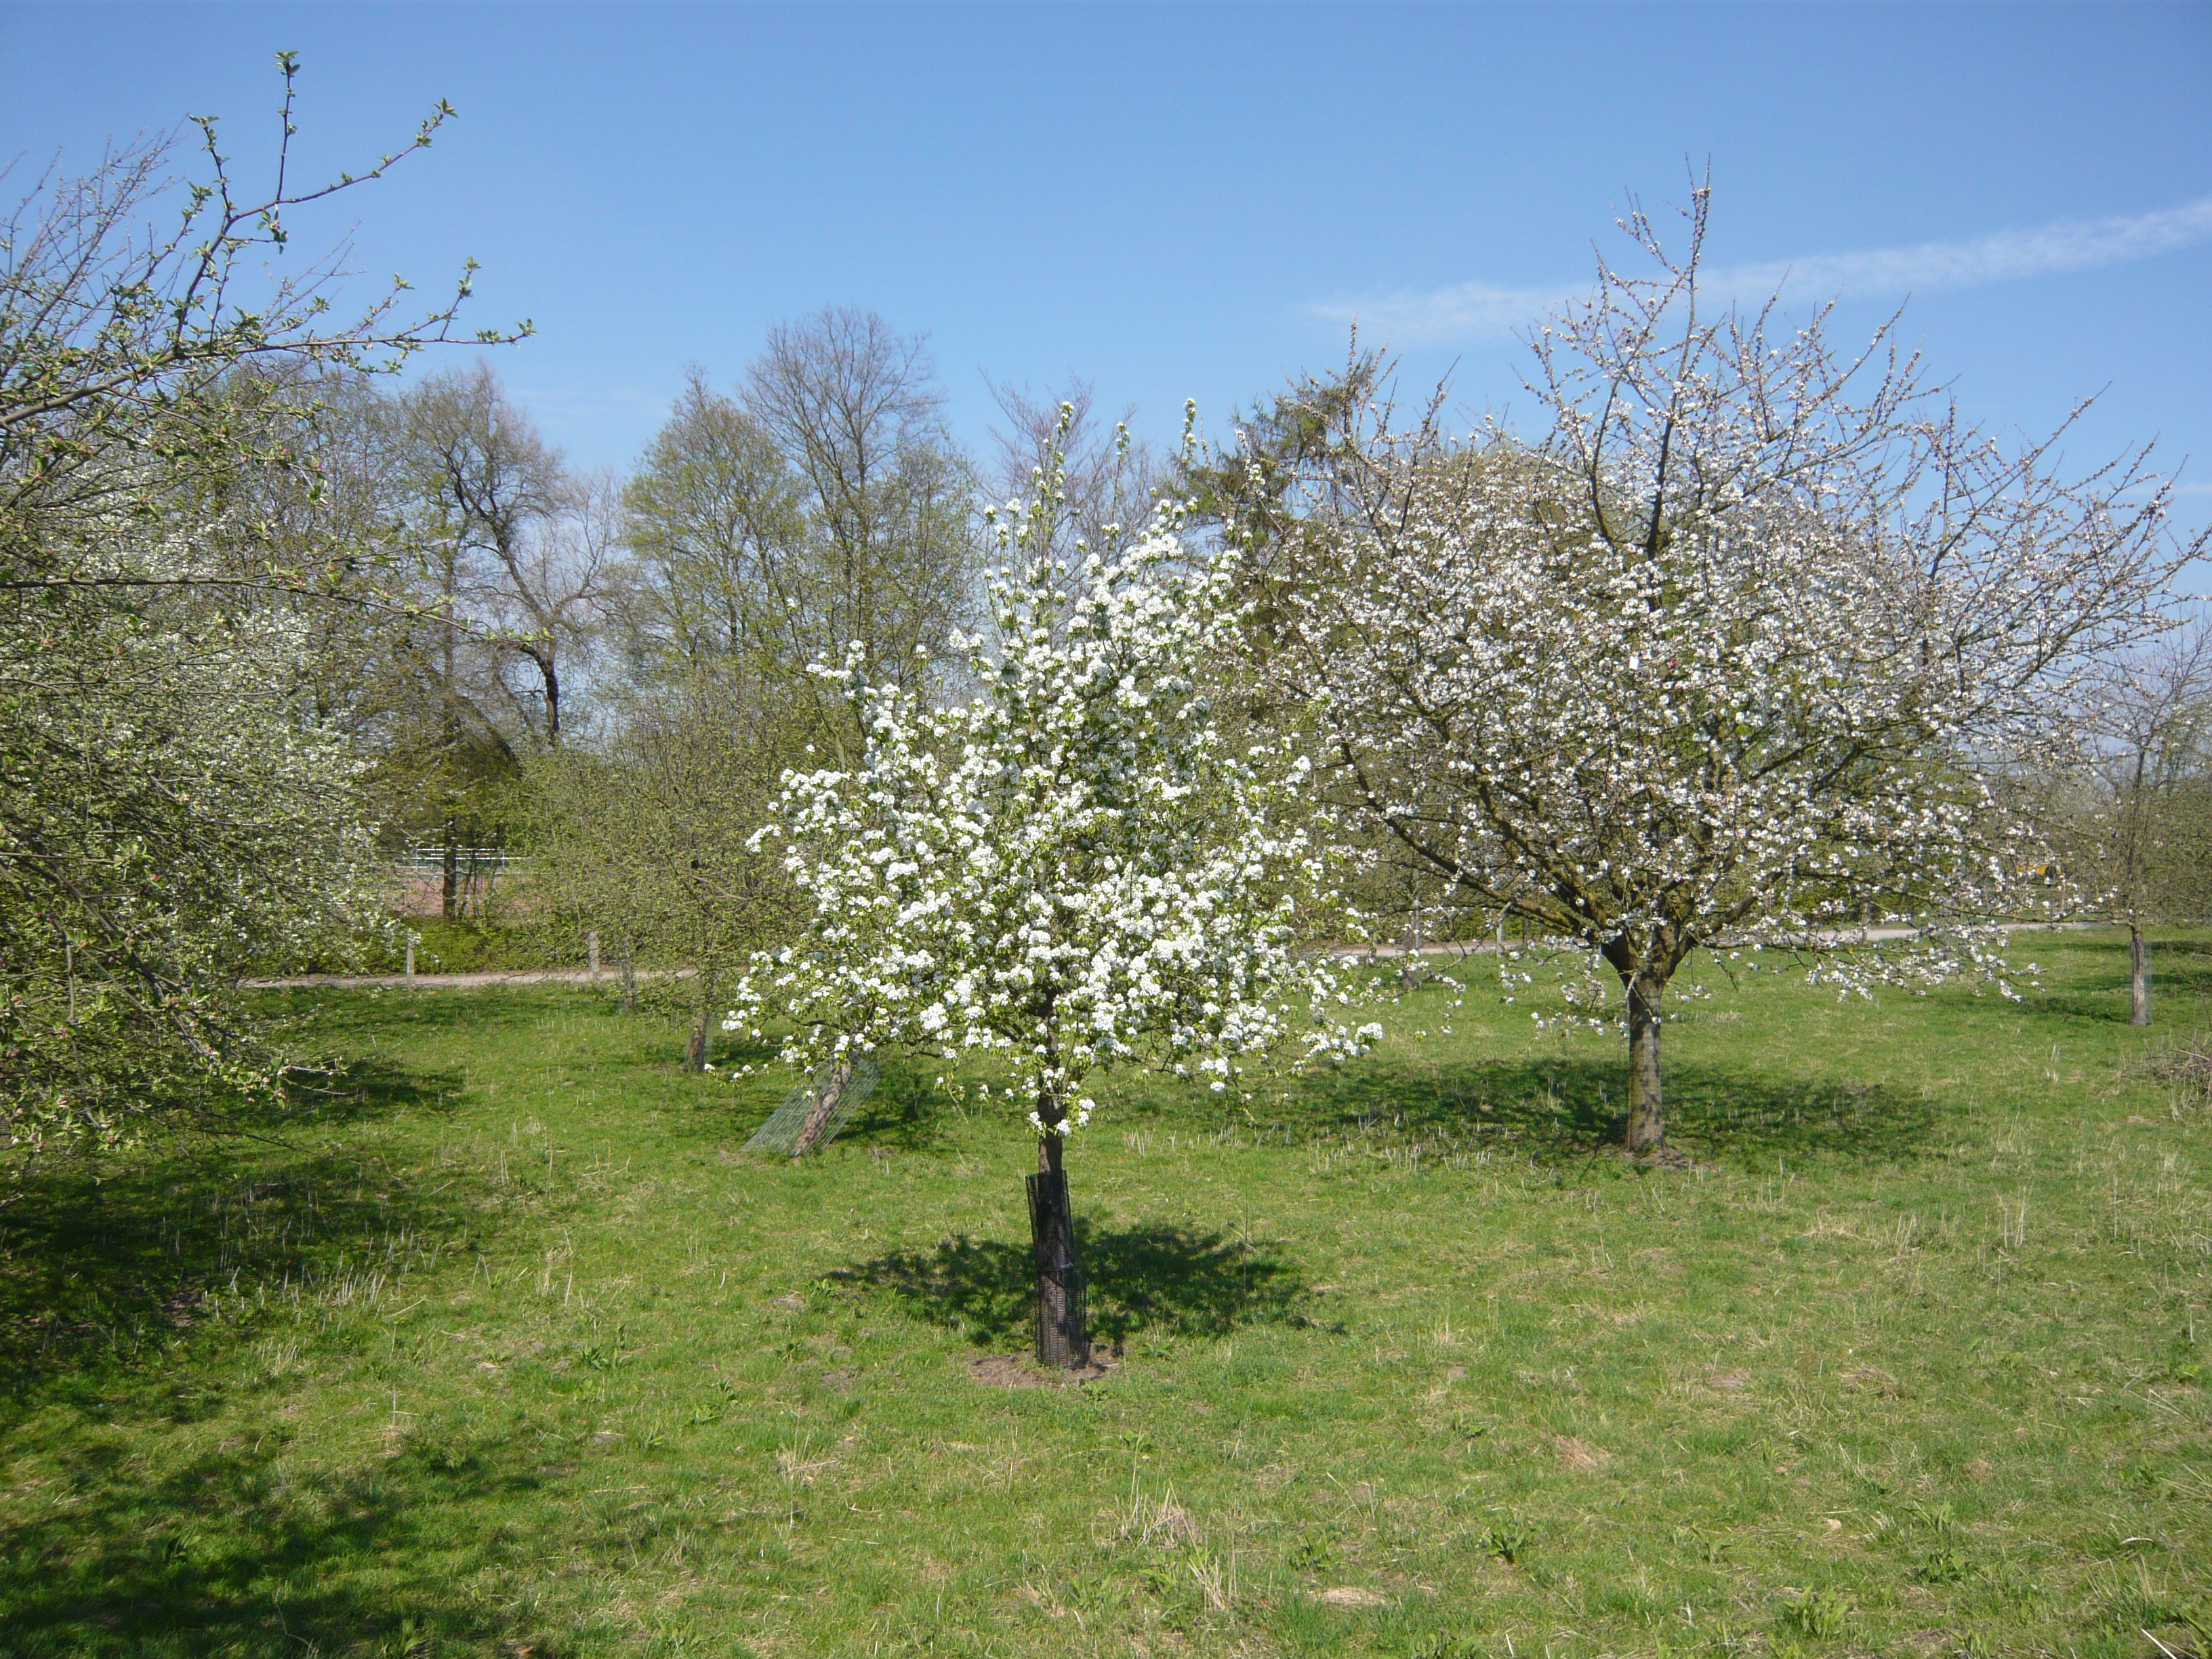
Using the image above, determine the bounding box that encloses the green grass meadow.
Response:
[1,932,2206,1657]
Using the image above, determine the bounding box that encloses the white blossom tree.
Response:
[1246,186,2198,1151]
[1,540,385,1156]
[726,422,1374,1366]
[1,57,521,1161]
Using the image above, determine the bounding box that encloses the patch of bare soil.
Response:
[968,1351,1118,1389]
[1605,1143,1702,1170]
[1842,1365,1906,1398]
[1315,1586,1387,1607]
[1554,1435,1611,1470]
[159,1288,205,1329]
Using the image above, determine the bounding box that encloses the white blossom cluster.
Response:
[725,434,1376,1135]
[1295,458,2057,1012]
[3,513,388,1153]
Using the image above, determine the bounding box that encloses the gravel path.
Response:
[243,968,695,990]
[251,922,2097,991]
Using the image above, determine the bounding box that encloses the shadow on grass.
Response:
[272,1056,464,1126]
[0,1065,483,1395]
[0,1056,554,1655]
[1298,1056,1944,1165]
[832,1065,960,1153]
[836,1219,1324,1347]
[2030,937,2212,1025]
[0,1423,554,1658]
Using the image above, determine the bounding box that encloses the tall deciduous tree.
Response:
[726,424,1374,1367]
[612,366,811,684]
[401,363,605,748]
[740,307,977,739]
[1239,186,2197,1150]
[392,364,607,910]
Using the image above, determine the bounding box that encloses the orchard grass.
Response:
[0,932,2205,1658]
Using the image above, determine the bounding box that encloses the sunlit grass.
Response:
[0,931,2205,1656]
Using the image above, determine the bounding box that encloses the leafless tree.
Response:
[385,365,609,911]
[741,307,978,739]
[403,363,605,747]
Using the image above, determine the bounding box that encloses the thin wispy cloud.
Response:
[509,385,671,422]
[1315,194,2212,348]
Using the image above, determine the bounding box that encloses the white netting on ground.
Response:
[741,1056,880,1157]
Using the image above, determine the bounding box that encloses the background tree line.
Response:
[5,77,2207,1174]
[114,274,1166,1079]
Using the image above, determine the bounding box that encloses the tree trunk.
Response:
[687,972,717,1071]
[790,1057,854,1158]
[541,652,561,746]
[1026,1133,1090,1370]
[2129,924,2151,1027]
[441,813,460,920]
[1624,971,1666,1150]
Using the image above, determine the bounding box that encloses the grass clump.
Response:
[0,930,2205,1656]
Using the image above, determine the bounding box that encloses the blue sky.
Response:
[5,3,2209,523]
